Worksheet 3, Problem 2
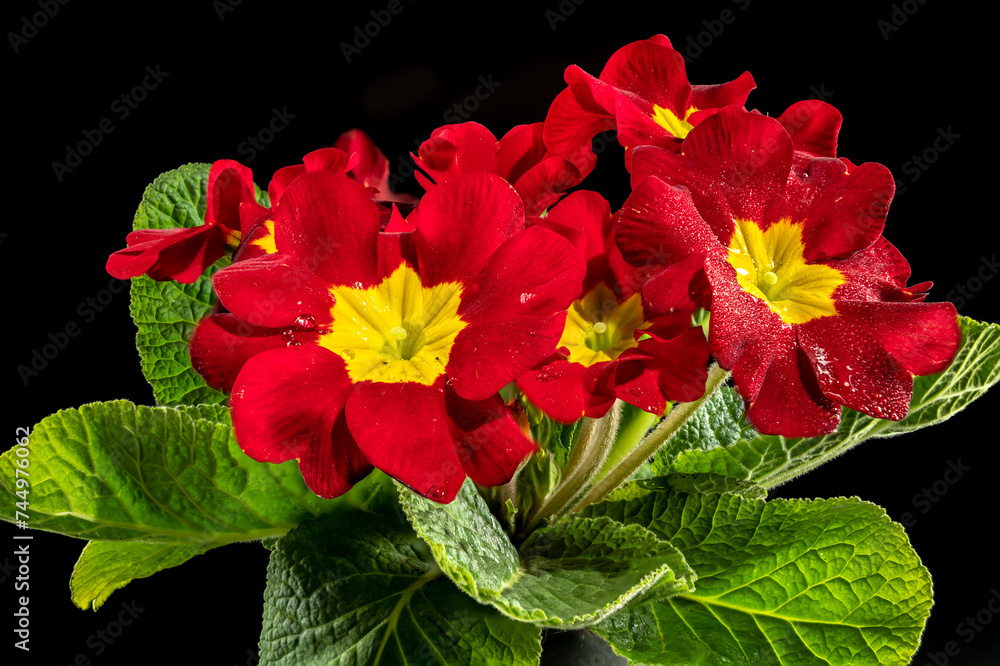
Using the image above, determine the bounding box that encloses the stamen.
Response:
[593,322,608,334]
[762,271,778,285]
[390,326,408,340]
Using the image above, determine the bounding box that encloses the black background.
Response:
[3,1,997,664]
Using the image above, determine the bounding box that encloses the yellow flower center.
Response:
[726,219,846,325]
[651,105,698,139]
[558,283,649,367]
[318,264,466,385]
[250,220,278,254]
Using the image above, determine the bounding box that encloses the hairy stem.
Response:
[573,364,730,511]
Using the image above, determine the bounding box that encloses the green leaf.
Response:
[585,491,932,665]
[653,317,1000,488]
[399,480,695,628]
[0,400,338,542]
[128,163,269,406]
[70,541,212,611]
[637,472,767,499]
[260,503,542,665]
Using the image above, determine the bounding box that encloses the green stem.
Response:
[522,401,624,533]
[573,364,730,511]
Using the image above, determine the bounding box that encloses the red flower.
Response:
[517,191,709,423]
[106,160,256,283]
[193,170,584,501]
[413,122,582,217]
[333,128,419,206]
[617,107,960,437]
[543,35,755,174]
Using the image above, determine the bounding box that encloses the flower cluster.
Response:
[109,36,960,501]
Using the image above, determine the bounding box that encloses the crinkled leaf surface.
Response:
[584,491,931,665]
[400,480,695,628]
[0,400,337,541]
[651,317,999,487]
[129,163,269,406]
[260,494,542,666]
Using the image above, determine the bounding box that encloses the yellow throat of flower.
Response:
[726,219,845,325]
[318,264,466,385]
[651,105,698,139]
[558,283,649,367]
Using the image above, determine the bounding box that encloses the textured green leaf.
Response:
[0,400,338,541]
[70,541,212,610]
[637,472,767,499]
[400,480,695,628]
[585,492,932,665]
[128,163,269,406]
[260,500,542,666]
[652,317,1000,487]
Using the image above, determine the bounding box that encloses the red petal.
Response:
[797,316,912,421]
[207,160,255,231]
[744,339,840,438]
[787,160,894,262]
[633,109,794,237]
[835,301,961,376]
[411,172,524,285]
[617,174,725,275]
[272,171,381,287]
[346,380,466,502]
[541,85,612,177]
[212,255,334,328]
[496,123,548,183]
[298,409,373,499]
[445,388,537,486]
[448,226,584,401]
[148,225,229,283]
[599,40,691,115]
[615,326,709,412]
[516,359,591,424]
[415,123,499,184]
[513,156,581,217]
[231,345,363,497]
[689,71,756,112]
[777,100,842,158]
[189,314,303,393]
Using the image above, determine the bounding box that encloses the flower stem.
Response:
[522,400,624,533]
[573,364,730,512]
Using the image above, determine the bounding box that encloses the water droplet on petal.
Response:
[342,349,356,361]
[390,326,407,340]
[629,387,642,397]
[294,314,316,329]
[426,486,446,501]
[286,340,301,347]
[281,329,295,342]
[593,322,608,334]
